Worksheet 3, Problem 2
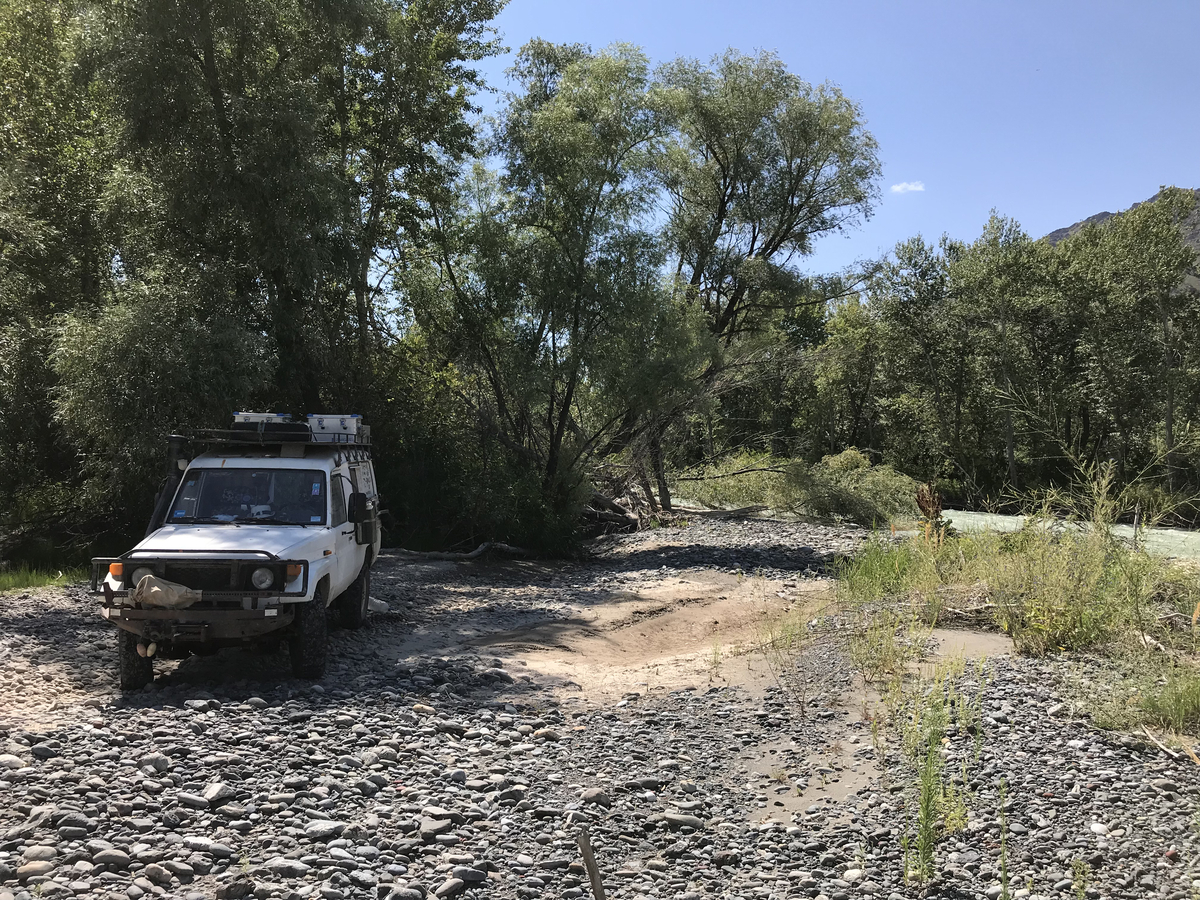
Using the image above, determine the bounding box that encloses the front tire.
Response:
[118,630,153,690]
[336,563,371,630]
[289,583,328,679]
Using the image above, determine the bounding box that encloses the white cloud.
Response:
[890,181,926,194]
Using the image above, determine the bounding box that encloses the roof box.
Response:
[231,413,311,442]
[307,414,364,443]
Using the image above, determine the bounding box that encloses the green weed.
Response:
[1071,857,1088,900]
[912,740,940,881]
[0,566,87,593]
[891,658,987,883]
[1140,665,1200,733]
[837,522,1198,655]
[759,606,816,714]
[837,539,935,608]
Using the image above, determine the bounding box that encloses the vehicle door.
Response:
[329,469,361,596]
[348,463,380,556]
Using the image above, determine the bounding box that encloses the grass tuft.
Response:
[1140,666,1200,733]
[847,606,927,683]
[0,566,87,593]
[837,523,1198,656]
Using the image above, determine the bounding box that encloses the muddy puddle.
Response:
[909,627,1014,679]
[727,626,1011,825]
[928,627,1013,659]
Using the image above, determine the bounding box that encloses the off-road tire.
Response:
[289,583,328,679]
[336,563,371,630]
[118,630,153,690]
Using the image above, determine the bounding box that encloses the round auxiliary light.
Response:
[131,567,154,586]
[251,567,275,590]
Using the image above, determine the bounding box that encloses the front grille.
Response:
[164,564,236,591]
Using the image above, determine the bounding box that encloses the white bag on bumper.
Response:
[130,574,201,609]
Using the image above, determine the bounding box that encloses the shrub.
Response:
[783,450,918,526]
[672,447,918,527]
[837,523,1193,655]
[670,451,789,511]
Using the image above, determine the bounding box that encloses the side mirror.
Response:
[348,492,369,524]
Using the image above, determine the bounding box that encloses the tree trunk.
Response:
[650,431,671,511]
[1161,304,1176,491]
[999,318,1017,486]
[271,272,320,412]
[846,362,873,448]
[1004,409,1017,486]
[198,8,233,160]
[355,254,370,362]
[1080,404,1091,461]
[637,465,659,513]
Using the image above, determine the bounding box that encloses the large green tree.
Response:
[99,0,501,410]
[408,42,709,539]
[658,49,880,344]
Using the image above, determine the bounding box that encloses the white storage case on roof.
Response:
[234,412,292,425]
[307,414,364,443]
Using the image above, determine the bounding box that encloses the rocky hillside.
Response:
[1044,186,1200,249]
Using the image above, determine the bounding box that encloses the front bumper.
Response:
[101,605,295,642]
[90,550,311,644]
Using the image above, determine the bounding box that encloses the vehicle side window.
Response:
[351,464,375,497]
[330,474,347,527]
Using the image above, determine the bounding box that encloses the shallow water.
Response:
[942,508,1200,560]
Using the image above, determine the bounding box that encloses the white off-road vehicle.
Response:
[90,413,382,688]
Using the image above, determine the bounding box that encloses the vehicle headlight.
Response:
[131,567,154,586]
[251,567,275,590]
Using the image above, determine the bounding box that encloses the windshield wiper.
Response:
[232,516,302,525]
[171,516,238,524]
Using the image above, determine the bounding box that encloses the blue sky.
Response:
[473,0,1200,275]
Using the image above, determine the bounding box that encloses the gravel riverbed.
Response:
[1,519,1198,900]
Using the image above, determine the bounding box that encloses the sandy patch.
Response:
[468,571,834,703]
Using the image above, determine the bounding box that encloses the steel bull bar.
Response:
[90,550,310,644]
[100,605,296,642]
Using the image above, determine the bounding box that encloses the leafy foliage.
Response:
[2,2,1197,564]
[673,448,915,526]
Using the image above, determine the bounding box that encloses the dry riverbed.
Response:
[1,519,1198,900]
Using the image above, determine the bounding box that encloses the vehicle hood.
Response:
[131,524,327,560]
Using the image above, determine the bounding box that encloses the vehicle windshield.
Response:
[169,468,327,525]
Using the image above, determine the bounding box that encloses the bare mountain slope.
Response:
[1044,186,1200,250]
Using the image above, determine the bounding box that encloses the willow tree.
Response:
[99,0,501,410]
[409,42,709,538]
[1060,188,1199,483]
[647,49,880,505]
[951,213,1047,486]
[658,49,880,344]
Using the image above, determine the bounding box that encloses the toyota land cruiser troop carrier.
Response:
[90,413,382,689]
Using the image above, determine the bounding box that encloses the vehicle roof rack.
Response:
[189,414,372,448]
